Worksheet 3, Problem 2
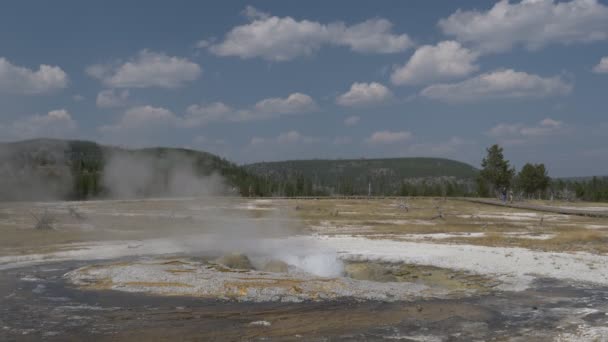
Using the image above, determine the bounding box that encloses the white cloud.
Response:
[333,136,352,145]
[365,130,413,144]
[206,8,412,61]
[86,50,201,88]
[242,5,270,20]
[195,39,214,49]
[391,41,479,85]
[333,18,414,54]
[336,82,393,107]
[408,136,474,156]
[344,115,360,126]
[253,92,317,114]
[96,89,130,108]
[102,92,316,139]
[185,93,317,126]
[486,117,565,146]
[100,105,180,134]
[72,94,85,102]
[98,105,185,146]
[593,56,608,73]
[250,136,266,145]
[420,69,572,102]
[439,0,608,54]
[0,109,77,141]
[183,102,234,127]
[278,130,306,143]
[250,130,321,146]
[0,57,68,94]
[193,135,207,144]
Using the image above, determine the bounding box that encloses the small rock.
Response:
[215,253,254,270]
[262,260,289,273]
[249,320,271,327]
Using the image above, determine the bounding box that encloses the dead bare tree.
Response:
[398,199,409,212]
[68,207,86,220]
[431,202,446,220]
[31,210,55,230]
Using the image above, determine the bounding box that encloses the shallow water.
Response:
[2,259,608,341]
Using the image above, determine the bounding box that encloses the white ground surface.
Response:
[315,235,608,291]
[65,258,434,302]
[4,232,608,292]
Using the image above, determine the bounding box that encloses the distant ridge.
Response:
[0,139,261,201]
[244,157,478,195]
[0,139,481,200]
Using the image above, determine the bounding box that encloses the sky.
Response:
[0,0,607,177]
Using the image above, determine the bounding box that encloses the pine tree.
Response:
[479,144,515,196]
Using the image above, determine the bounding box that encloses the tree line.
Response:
[477,144,608,202]
[6,140,606,202]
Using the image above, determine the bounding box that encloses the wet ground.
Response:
[2,259,608,341]
[3,198,608,340]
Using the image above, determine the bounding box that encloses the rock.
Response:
[215,253,254,270]
[262,260,289,273]
[249,320,271,327]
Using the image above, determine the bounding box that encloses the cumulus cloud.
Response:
[183,102,234,127]
[86,50,201,88]
[96,89,130,108]
[205,7,412,61]
[250,136,266,146]
[250,130,321,145]
[72,94,85,102]
[102,92,317,141]
[333,136,352,145]
[253,92,317,114]
[242,5,270,20]
[0,57,68,94]
[336,82,393,107]
[332,18,414,54]
[593,56,608,73]
[408,137,475,156]
[277,130,320,144]
[0,109,77,141]
[486,117,565,146]
[185,93,317,126]
[420,69,572,102]
[439,0,608,54]
[365,130,413,144]
[391,41,479,85]
[344,115,360,126]
[99,105,180,134]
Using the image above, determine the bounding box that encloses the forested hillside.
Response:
[244,158,479,196]
[0,139,264,201]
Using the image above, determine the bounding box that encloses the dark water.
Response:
[2,260,608,341]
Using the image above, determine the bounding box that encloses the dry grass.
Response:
[295,198,608,253]
[2,197,608,257]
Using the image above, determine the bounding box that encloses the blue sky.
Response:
[1,0,607,176]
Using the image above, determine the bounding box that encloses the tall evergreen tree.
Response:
[517,163,550,198]
[479,144,515,196]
